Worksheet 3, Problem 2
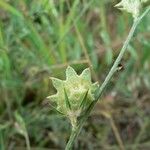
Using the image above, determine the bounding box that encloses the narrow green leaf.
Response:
[78,100,95,121]
[0,1,23,18]
[79,90,89,109]
[82,101,95,118]
[64,88,71,110]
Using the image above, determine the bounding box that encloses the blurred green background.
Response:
[0,0,150,149]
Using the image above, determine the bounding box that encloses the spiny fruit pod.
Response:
[47,66,99,128]
[115,0,148,19]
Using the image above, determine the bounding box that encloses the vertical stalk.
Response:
[65,127,81,150]
[65,7,150,150]
[95,7,150,100]
[25,133,31,150]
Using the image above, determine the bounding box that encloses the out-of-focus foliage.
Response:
[0,0,150,149]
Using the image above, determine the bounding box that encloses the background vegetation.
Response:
[0,0,150,149]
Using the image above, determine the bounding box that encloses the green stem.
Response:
[65,7,150,150]
[65,126,82,150]
[95,7,150,100]
[25,133,31,150]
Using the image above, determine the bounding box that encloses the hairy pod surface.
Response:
[115,0,148,19]
[47,66,99,127]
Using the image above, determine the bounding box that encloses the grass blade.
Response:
[0,1,23,18]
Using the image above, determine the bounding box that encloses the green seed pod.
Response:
[47,66,99,128]
[115,0,141,19]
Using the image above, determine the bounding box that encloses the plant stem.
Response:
[65,7,150,150]
[95,7,150,101]
[25,133,31,150]
[65,126,81,150]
